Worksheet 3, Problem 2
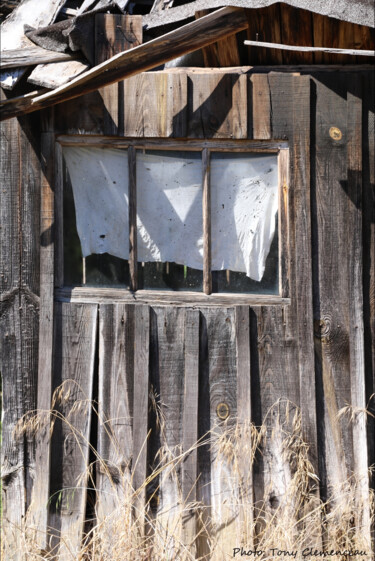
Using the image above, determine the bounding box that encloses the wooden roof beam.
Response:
[0,6,248,121]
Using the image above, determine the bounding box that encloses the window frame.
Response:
[55,135,290,306]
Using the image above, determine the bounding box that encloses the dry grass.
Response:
[2,386,374,561]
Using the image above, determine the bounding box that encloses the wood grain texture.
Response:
[95,14,142,136]
[346,79,370,543]
[49,302,98,559]
[1,47,78,69]
[246,4,283,65]
[1,7,248,120]
[187,72,247,138]
[96,304,134,521]
[132,304,150,521]
[28,118,56,550]
[312,74,353,498]
[251,73,271,139]
[182,308,199,554]
[0,108,41,559]
[279,4,314,65]
[195,9,241,67]
[28,60,90,89]
[362,71,375,478]
[124,72,188,137]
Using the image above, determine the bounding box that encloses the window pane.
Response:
[210,152,278,293]
[137,150,203,291]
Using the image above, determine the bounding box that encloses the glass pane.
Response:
[136,150,203,291]
[210,152,278,294]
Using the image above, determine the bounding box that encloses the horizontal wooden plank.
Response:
[0,7,249,120]
[1,47,80,69]
[55,287,290,307]
[57,135,287,150]
[244,40,375,57]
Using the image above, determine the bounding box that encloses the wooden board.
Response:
[124,72,188,137]
[49,302,98,559]
[95,14,142,136]
[96,304,134,523]
[312,74,353,498]
[28,60,90,89]
[187,72,247,138]
[0,107,41,559]
[195,9,241,67]
[28,113,56,551]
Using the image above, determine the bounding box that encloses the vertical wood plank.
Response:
[128,146,137,292]
[362,71,375,477]
[95,14,142,136]
[347,79,370,544]
[29,113,55,550]
[202,148,212,295]
[235,305,253,546]
[96,303,134,521]
[188,73,239,138]
[0,108,41,560]
[182,309,199,554]
[132,304,150,519]
[251,74,271,140]
[231,73,248,139]
[49,302,98,560]
[312,74,353,497]
[170,72,188,138]
[206,308,237,561]
[279,4,314,64]
[246,5,283,65]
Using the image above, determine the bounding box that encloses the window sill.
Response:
[55,287,290,307]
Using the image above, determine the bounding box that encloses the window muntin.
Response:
[61,139,286,297]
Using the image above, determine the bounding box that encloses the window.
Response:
[58,137,289,303]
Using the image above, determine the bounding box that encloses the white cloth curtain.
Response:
[63,146,278,282]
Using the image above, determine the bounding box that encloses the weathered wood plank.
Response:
[0,108,41,560]
[235,305,253,546]
[195,9,241,67]
[124,72,187,137]
[28,115,56,550]
[312,74,353,498]
[150,307,186,554]
[182,308,199,555]
[55,286,290,307]
[202,148,212,295]
[251,74,271,139]
[132,305,150,522]
[278,148,290,298]
[206,308,237,561]
[1,47,79,69]
[95,14,142,136]
[1,7,249,120]
[244,40,374,57]
[96,304,134,521]
[346,78,370,544]
[28,60,90,89]
[49,302,98,559]
[279,4,314,65]
[246,5,283,65]
[362,71,375,478]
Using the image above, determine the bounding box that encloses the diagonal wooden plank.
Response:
[0,7,248,120]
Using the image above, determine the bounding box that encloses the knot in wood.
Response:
[216,402,230,420]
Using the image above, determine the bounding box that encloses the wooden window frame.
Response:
[55,135,290,307]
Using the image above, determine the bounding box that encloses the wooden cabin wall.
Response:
[1,14,374,558]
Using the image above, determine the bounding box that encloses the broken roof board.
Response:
[1,6,249,120]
